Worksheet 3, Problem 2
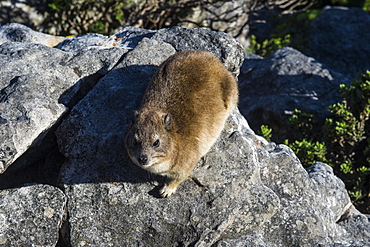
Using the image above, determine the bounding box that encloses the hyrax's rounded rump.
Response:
[125,50,238,197]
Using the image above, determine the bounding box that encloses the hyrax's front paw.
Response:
[159,184,177,198]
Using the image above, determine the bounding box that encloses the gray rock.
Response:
[336,205,370,247]
[0,184,66,246]
[200,0,250,48]
[255,147,355,246]
[307,7,370,78]
[113,26,156,49]
[0,23,368,246]
[0,23,65,47]
[0,36,125,173]
[150,26,244,75]
[238,46,350,142]
[307,163,352,223]
[55,29,369,246]
[56,33,127,52]
[56,33,275,246]
[57,26,155,52]
[58,25,244,75]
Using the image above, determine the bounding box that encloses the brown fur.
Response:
[125,50,238,197]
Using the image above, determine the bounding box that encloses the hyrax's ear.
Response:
[163,113,172,131]
[129,110,139,125]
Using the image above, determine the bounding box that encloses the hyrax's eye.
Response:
[152,139,160,148]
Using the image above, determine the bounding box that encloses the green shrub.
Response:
[276,71,370,212]
[274,9,321,52]
[284,139,328,166]
[247,8,322,56]
[258,125,273,141]
[324,71,370,166]
[247,34,291,57]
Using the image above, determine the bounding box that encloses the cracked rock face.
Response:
[0,40,125,174]
[0,22,369,246]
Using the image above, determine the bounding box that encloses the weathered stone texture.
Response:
[0,184,66,246]
[0,21,369,246]
[55,27,369,246]
[0,37,124,173]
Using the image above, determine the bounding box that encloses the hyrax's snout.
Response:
[138,154,148,166]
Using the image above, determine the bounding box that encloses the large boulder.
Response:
[55,28,369,246]
[238,47,350,142]
[0,26,125,174]
[307,7,370,79]
[0,23,368,246]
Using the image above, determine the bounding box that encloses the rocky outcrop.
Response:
[238,47,350,142]
[0,23,369,246]
[0,32,125,174]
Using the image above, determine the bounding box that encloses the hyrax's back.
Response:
[126,50,238,197]
[142,50,238,156]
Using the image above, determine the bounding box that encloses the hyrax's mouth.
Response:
[140,159,158,169]
[139,157,170,174]
[141,162,155,168]
[140,157,163,169]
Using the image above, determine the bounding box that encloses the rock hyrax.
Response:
[125,50,238,197]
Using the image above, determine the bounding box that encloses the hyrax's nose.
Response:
[138,155,148,165]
